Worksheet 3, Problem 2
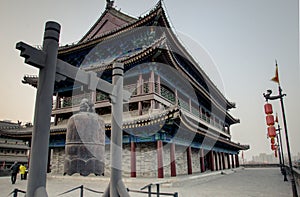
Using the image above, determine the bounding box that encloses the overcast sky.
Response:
[0,0,299,160]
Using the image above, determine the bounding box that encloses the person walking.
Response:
[19,164,26,180]
[10,161,19,184]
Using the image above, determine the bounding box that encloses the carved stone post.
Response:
[103,62,129,197]
[26,21,60,197]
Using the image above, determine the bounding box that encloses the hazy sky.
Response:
[0,0,299,160]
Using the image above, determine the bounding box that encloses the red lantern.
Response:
[268,126,276,138]
[266,115,275,126]
[264,103,273,115]
[270,137,275,144]
[271,144,276,150]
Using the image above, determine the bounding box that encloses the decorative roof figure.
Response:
[106,0,114,9]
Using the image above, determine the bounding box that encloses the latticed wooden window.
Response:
[192,107,200,117]
[160,85,175,103]
[178,98,189,111]
[143,83,149,93]
[154,83,159,93]
[96,91,109,101]
[62,97,72,107]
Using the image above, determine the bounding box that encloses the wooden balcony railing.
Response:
[54,82,226,133]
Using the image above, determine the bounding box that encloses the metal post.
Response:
[275,133,282,170]
[278,85,298,197]
[80,185,84,197]
[26,21,60,197]
[277,124,288,181]
[13,189,18,197]
[148,186,152,197]
[156,184,160,197]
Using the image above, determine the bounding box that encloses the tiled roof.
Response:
[0,121,21,130]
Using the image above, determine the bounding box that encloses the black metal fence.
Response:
[9,183,178,197]
[8,188,26,197]
[128,182,178,197]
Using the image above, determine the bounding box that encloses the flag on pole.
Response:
[271,61,280,84]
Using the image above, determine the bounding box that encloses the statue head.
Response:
[79,98,89,112]
[79,98,95,113]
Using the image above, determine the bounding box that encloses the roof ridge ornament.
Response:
[156,0,162,8]
[106,0,114,9]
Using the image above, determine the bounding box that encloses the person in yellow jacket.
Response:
[19,164,26,180]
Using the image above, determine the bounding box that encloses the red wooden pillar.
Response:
[231,154,235,168]
[215,152,219,171]
[210,151,215,171]
[156,75,162,109]
[227,153,231,169]
[218,152,222,170]
[138,101,142,115]
[200,148,205,173]
[222,152,226,169]
[137,74,143,115]
[157,140,164,178]
[235,154,240,168]
[130,141,136,177]
[157,75,161,95]
[149,71,155,109]
[149,70,155,93]
[187,146,192,174]
[170,143,176,177]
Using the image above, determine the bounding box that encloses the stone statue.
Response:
[64,98,105,176]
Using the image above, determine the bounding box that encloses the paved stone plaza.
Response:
[1,168,297,196]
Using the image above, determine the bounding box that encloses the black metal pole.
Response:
[148,186,152,197]
[13,189,18,197]
[278,85,298,197]
[80,185,84,197]
[275,133,282,170]
[277,124,288,181]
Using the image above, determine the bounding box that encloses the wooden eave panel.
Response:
[80,7,137,43]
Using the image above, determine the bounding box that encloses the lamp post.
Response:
[276,123,288,181]
[263,88,298,197]
[275,133,282,170]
